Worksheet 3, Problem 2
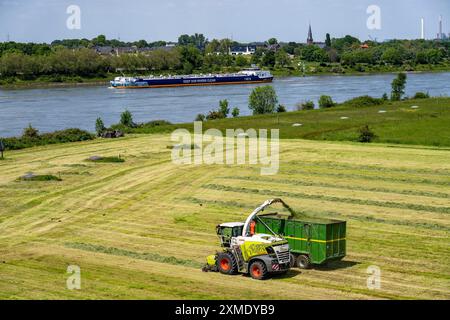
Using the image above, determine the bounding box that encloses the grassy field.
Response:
[0,133,449,300]
[128,97,450,147]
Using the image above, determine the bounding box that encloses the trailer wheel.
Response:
[249,261,268,280]
[296,255,311,269]
[217,252,237,275]
[289,253,297,268]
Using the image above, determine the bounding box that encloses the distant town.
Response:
[57,18,450,58]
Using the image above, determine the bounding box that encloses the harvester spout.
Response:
[242,198,287,237]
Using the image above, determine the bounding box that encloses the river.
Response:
[0,72,449,137]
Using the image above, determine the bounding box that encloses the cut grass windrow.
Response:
[201,184,450,214]
[286,160,450,177]
[182,197,450,232]
[65,242,203,268]
[282,169,450,187]
[221,176,450,199]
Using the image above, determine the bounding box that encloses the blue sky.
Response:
[0,0,448,43]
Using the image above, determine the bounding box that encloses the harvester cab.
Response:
[203,199,291,280]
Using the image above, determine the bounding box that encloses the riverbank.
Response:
[119,97,450,147]
[1,64,449,89]
[2,97,449,149]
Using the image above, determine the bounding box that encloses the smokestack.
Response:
[421,18,425,39]
[439,15,443,39]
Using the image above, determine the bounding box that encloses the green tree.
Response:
[205,39,220,54]
[275,49,290,67]
[92,34,107,46]
[178,34,192,46]
[381,47,405,65]
[331,35,360,51]
[300,46,329,62]
[262,51,276,67]
[267,38,278,45]
[120,110,134,127]
[183,62,194,74]
[391,73,407,101]
[235,55,248,67]
[95,117,105,136]
[219,99,230,117]
[231,107,240,118]
[248,86,278,115]
[179,45,203,69]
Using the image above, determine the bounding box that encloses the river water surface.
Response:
[0,72,449,137]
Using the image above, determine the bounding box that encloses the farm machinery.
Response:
[202,199,291,280]
[203,198,347,278]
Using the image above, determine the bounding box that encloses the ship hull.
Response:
[111,75,273,89]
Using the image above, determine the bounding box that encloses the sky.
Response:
[0,0,449,43]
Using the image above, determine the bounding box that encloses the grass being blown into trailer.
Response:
[0,133,449,299]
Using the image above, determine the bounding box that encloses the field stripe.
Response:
[180,196,450,232]
[65,242,203,268]
[201,184,450,214]
[282,169,450,187]
[221,176,450,199]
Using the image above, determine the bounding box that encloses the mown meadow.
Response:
[0,133,449,299]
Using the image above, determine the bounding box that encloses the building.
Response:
[93,46,115,55]
[436,15,449,40]
[307,23,314,45]
[229,45,256,55]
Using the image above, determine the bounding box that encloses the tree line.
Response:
[0,33,449,81]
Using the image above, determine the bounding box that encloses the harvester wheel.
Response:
[296,254,311,269]
[249,261,268,280]
[217,252,238,275]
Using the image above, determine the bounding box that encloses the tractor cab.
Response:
[216,222,244,248]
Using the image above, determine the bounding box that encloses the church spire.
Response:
[307,22,314,45]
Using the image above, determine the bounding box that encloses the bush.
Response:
[413,92,430,99]
[40,128,94,143]
[276,105,287,113]
[248,86,278,115]
[231,107,240,118]
[195,114,206,121]
[296,100,315,111]
[139,120,172,127]
[206,110,226,120]
[358,125,377,143]
[1,128,95,150]
[342,95,383,107]
[318,95,335,108]
[382,93,389,101]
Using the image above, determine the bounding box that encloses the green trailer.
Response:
[254,215,346,269]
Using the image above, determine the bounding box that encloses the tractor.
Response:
[202,199,291,280]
